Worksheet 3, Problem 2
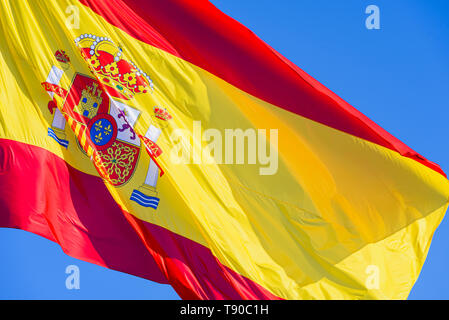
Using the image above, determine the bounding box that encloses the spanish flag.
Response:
[0,0,448,300]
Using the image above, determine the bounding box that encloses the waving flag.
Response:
[1,0,448,299]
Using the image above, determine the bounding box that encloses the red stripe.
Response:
[76,0,445,177]
[0,139,281,300]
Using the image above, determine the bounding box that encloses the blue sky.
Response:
[1,0,449,299]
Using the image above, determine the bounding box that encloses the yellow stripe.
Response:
[87,146,94,157]
[0,0,448,299]
[73,122,81,138]
[80,131,87,148]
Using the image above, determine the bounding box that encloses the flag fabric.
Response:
[1,0,448,300]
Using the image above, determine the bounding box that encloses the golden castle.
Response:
[75,83,103,119]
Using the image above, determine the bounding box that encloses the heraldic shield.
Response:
[62,73,140,187]
[43,36,165,210]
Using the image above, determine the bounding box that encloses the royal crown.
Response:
[153,106,172,121]
[74,34,153,100]
[55,50,70,63]
[75,83,103,119]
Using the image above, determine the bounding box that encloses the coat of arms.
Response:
[41,34,172,209]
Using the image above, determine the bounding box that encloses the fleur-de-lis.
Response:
[95,132,102,143]
[104,124,112,136]
[95,120,103,131]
